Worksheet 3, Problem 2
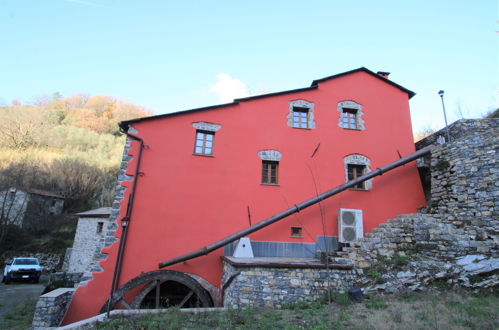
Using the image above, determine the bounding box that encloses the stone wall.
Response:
[339,119,498,268]
[67,214,114,274]
[32,288,75,329]
[222,260,357,308]
[2,252,62,273]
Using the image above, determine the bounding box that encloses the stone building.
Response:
[65,207,112,276]
[0,187,64,228]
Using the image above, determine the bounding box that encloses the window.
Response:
[287,100,315,129]
[344,154,371,190]
[191,122,221,156]
[290,226,302,238]
[342,108,358,129]
[261,161,278,184]
[97,222,104,234]
[347,164,366,189]
[292,107,309,128]
[337,101,364,130]
[258,150,282,185]
[194,130,214,156]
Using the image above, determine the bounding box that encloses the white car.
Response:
[2,257,42,284]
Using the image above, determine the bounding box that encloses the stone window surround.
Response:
[192,122,221,132]
[343,154,372,190]
[258,150,282,161]
[258,150,282,185]
[337,100,364,130]
[192,122,221,156]
[287,100,315,129]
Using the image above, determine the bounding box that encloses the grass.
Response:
[0,300,37,330]
[96,288,498,330]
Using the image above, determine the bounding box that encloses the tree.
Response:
[0,186,28,246]
[0,106,54,150]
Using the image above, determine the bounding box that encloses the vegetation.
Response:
[0,300,38,330]
[0,93,149,253]
[95,288,498,330]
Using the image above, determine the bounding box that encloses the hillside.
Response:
[0,94,150,256]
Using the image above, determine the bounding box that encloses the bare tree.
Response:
[0,187,28,246]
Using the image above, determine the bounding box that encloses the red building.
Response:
[63,67,426,323]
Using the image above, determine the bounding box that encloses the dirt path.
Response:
[0,282,44,319]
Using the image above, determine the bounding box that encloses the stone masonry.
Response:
[338,119,497,268]
[66,207,113,275]
[32,288,75,328]
[222,259,358,308]
[77,133,135,284]
[223,119,498,306]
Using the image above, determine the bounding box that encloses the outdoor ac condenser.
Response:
[338,208,363,243]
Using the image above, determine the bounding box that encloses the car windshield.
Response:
[13,258,38,265]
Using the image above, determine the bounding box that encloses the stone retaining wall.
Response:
[339,119,498,269]
[32,288,75,329]
[222,262,357,308]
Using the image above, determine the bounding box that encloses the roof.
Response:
[3,187,65,199]
[76,207,112,218]
[26,188,65,199]
[119,67,415,131]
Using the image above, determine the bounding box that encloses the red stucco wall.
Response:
[63,70,425,324]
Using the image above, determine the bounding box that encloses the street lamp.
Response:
[438,90,451,143]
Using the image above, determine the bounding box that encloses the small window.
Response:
[193,130,214,156]
[292,107,309,129]
[97,222,104,234]
[261,160,279,185]
[342,108,358,129]
[337,101,364,130]
[347,164,366,189]
[288,100,315,129]
[290,226,302,238]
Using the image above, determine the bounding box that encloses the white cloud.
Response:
[210,73,249,103]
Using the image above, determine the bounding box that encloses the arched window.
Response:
[344,154,371,190]
[337,101,364,130]
[287,100,315,129]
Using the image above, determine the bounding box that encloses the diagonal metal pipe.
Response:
[159,144,435,269]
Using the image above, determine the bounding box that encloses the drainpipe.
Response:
[159,144,435,269]
[106,126,144,316]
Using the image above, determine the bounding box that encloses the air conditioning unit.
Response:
[338,209,363,243]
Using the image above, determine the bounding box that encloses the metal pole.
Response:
[438,90,451,143]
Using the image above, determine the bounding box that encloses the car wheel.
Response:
[4,274,11,284]
[33,277,40,284]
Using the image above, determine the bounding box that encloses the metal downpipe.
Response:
[106,129,144,316]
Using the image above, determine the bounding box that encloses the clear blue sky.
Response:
[1,0,497,133]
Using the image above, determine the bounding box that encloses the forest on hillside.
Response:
[0,94,150,253]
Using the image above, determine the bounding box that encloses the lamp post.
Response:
[438,90,451,143]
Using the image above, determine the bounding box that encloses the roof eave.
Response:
[311,67,416,99]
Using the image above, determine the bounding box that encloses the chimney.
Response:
[377,71,390,79]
